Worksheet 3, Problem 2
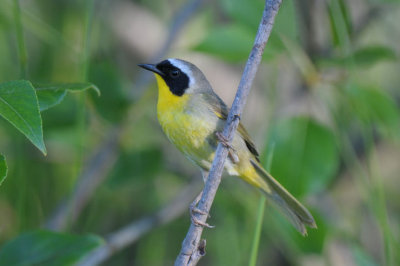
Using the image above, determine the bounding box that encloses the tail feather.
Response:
[250,160,317,236]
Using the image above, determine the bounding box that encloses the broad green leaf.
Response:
[194,24,255,61]
[0,80,46,155]
[35,82,100,112]
[266,117,339,197]
[0,230,104,266]
[0,154,6,186]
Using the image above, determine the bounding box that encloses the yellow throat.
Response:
[155,74,189,116]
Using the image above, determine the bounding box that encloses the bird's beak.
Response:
[138,63,164,76]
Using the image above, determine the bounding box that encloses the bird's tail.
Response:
[250,160,317,236]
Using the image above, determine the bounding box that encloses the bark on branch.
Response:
[174,0,282,265]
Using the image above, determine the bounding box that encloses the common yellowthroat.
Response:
[139,58,316,235]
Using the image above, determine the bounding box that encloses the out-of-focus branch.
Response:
[76,179,202,266]
[174,1,282,265]
[45,0,206,231]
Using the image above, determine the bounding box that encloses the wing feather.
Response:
[201,93,260,161]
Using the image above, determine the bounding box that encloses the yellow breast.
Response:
[155,74,215,167]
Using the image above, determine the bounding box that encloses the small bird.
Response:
[139,58,316,235]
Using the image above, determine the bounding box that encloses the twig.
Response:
[76,179,202,266]
[45,0,205,231]
[174,1,282,265]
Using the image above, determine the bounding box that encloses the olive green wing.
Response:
[201,92,260,161]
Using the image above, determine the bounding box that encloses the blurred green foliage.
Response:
[0,231,103,265]
[0,155,6,186]
[0,0,399,265]
[266,117,339,197]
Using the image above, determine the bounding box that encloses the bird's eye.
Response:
[170,69,180,78]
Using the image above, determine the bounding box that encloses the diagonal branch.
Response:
[174,1,282,265]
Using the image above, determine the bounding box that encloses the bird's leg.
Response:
[190,191,206,215]
[189,170,208,215]
[215,132,239,164]
[189,171,214,228]
[215,132,233,149]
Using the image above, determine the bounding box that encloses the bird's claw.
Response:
[191,216,215,228]
[189,204,215,228]
[215,132,235,151]
[189,195,213,228]
[216,132,239,164]
[190,205,210,217]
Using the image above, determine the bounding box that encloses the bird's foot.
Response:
[190,202,210,217]
[190,195,214,228]
[216,132,234,150]
[191,215,215,228]
[216,132,239,164]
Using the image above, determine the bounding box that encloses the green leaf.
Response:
[0,230,104,266]
[353,46,397,66]
[0,80,46,155]
[194,24,255,61]
[36,89,67,112]
[35,82,100,112]
[266,117,339,197]
[0,154,7,186]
